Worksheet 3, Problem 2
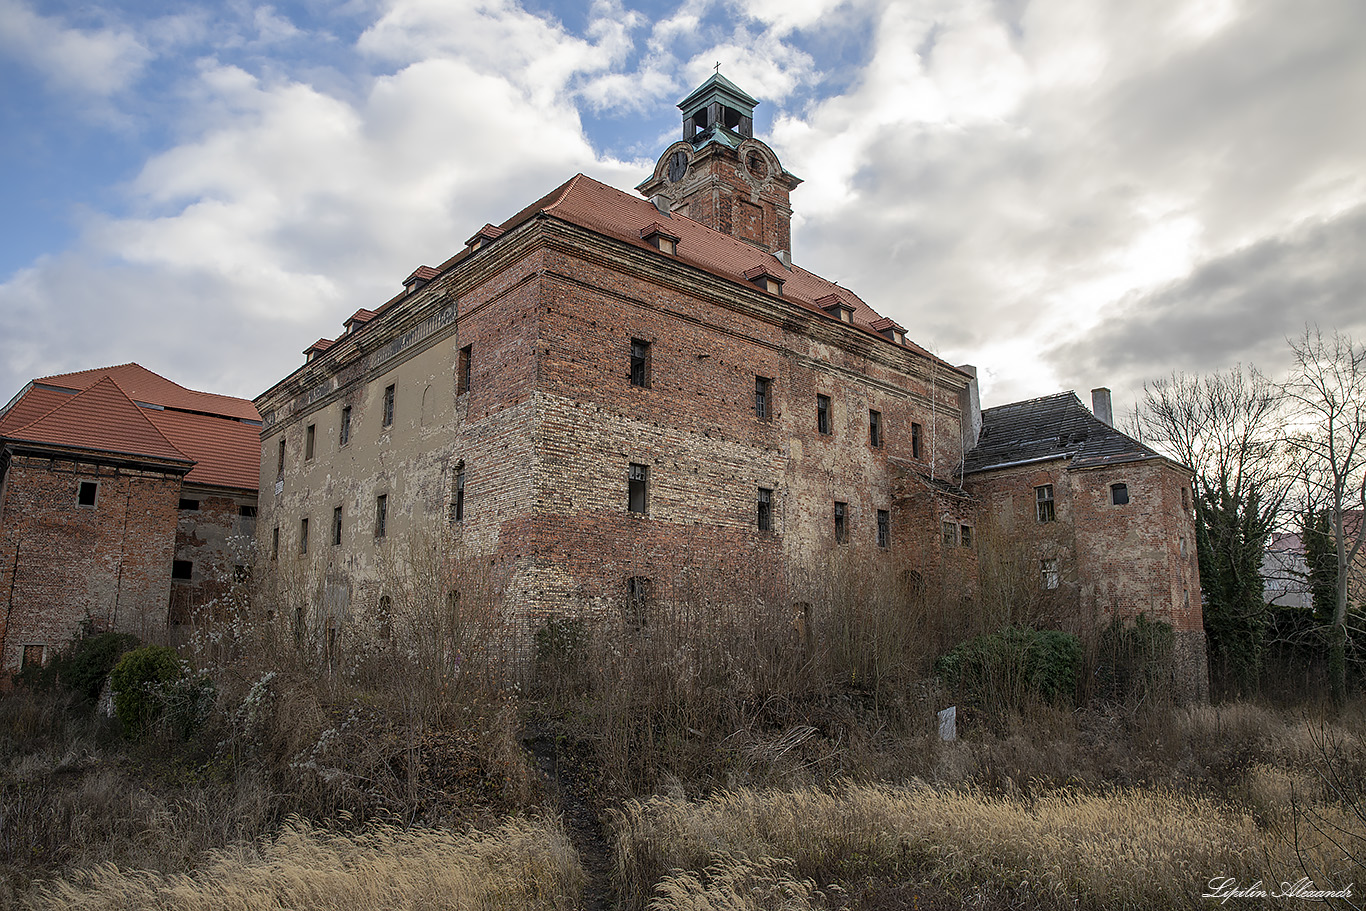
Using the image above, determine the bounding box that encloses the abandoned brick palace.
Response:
[253,74,1207,697]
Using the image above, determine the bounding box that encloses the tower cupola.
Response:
[679,73,758,142]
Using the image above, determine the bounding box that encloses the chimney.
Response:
[1091,387,1113,426]
[958,365,982,452]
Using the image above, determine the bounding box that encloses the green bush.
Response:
[14,626,140,703]
[110,646,184,739]
[936,626,1082,714]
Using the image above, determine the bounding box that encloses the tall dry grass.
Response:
[25,816,584,911]
[611,781,1351,911]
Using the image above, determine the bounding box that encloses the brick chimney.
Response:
[1091,388,1113,426]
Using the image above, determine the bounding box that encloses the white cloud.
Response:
[0,0,150,96]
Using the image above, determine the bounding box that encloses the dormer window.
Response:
[743,264,785,295]
[640,223,680,255]
[403,265,437,294]
[303,339,333,363]
[817,293,854,323]
[465,223,505,252]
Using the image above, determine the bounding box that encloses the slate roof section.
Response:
[963,391,1162,475]
[0,364,261,492]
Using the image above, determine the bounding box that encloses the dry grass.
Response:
[24,816,584,911]
[611,782,1335,911]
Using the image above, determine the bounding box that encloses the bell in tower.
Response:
[637,72,802,262]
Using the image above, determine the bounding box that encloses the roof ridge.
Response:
[9,374,193,463]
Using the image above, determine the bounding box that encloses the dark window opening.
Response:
[628,463,649,514]
[630,339,650,388]
[375,494,387,538]
[305,424,315,459]
[77,481,97,507]
[339,405,352,446]
[960,525,973,548]
[451,464,466,522]
[869,410,882,448]
[625,576,651,629]
[21,645,44,668]
[877,509,890,548]
[755,376,771,421]
[277,438,286,476]
[172,560,193,580]
[758,487,773,532]
[817,395,832,435]
[1111,483,1130,505]
[942,521,957,546]
[300,517,309,554]
[178,498,199,511]
[239,505,257,517]
[1036,485,1056,522]
[383,384,395,427]
[834,501,847,544]
[458,345,472,394]
[911,422,923,459]
[272,526,280,560]
[332,506,342,546]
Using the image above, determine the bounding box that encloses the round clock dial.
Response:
[667,150,689,183]
[746,152,767,179]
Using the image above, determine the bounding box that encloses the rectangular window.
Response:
[1036,485,1056,522]
[178,498,199,511]
[172,560,192,580]
[911,422,923,459]
[757,487,773,531]
[1111,482,1130,505]
[458,345,472,394]
[277,438,286,476]
[272,526,280,560]
[628,463,649,514]
[1041,558,1060,590]
[383,384,395,427]
[630,339,650,387]
[300,517,309,554]
[77,480,97,507]
[960,525,973,548]
[942,521,957,546]
[239,505,257,518]
[869,409,882,448]
[332,506,342,546]
[834,501,847,543]
[755,376,771,420]
[305,424,315,460]
[817,394,831,435]
[339,406,352,446]
[375,494,387,538]
[21,644,44,669]
[877,509,890,548]
[452,465,466,522]
[625,576,651,629]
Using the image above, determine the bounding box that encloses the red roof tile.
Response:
[4,376,191,466]
[34,363,260,422]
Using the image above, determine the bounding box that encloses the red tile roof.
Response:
[0,364,260,492]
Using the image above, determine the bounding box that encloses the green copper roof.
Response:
[677,73,760,120]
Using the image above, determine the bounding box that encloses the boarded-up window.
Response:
[1111,483,1130,506]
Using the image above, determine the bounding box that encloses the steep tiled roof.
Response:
[964,391,1161,475]
[0,364,260,492]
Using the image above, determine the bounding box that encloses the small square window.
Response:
[77,481,97,507]
[339,406,352,446]
[178,498,199,511]
[383,384,395,427]
[630,339,651,388]
[239,505,257,518]
[458,345,472,394]
[375,494,388,538]
[332,506,343,546]
[942,521,957,546]
[305,424,315,459]
[911,422,923,459]
[172,559,193,580]
[1041,558,1060,590]
[869,410,882,448]
[960,525,972,548]
[817,395,832,435]
[877,509,890,548]
[300,517,309,554]
[1036,485,1056,522]
[755,376,771,421]
[834,501,847,544]
[628,463,649,514]
[1111,483,1130,506]
[757,487,773,532]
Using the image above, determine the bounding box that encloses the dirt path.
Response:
[524,725,614,911]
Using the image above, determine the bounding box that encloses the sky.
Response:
[1,0,1363,418]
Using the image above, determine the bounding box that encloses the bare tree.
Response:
[1132,366,1289,697]
[1283,327,1366,706]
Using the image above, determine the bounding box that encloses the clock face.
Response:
[746,152,767,179]
[667,150,689,183]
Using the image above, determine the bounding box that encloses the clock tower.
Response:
[637,73,802,262]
